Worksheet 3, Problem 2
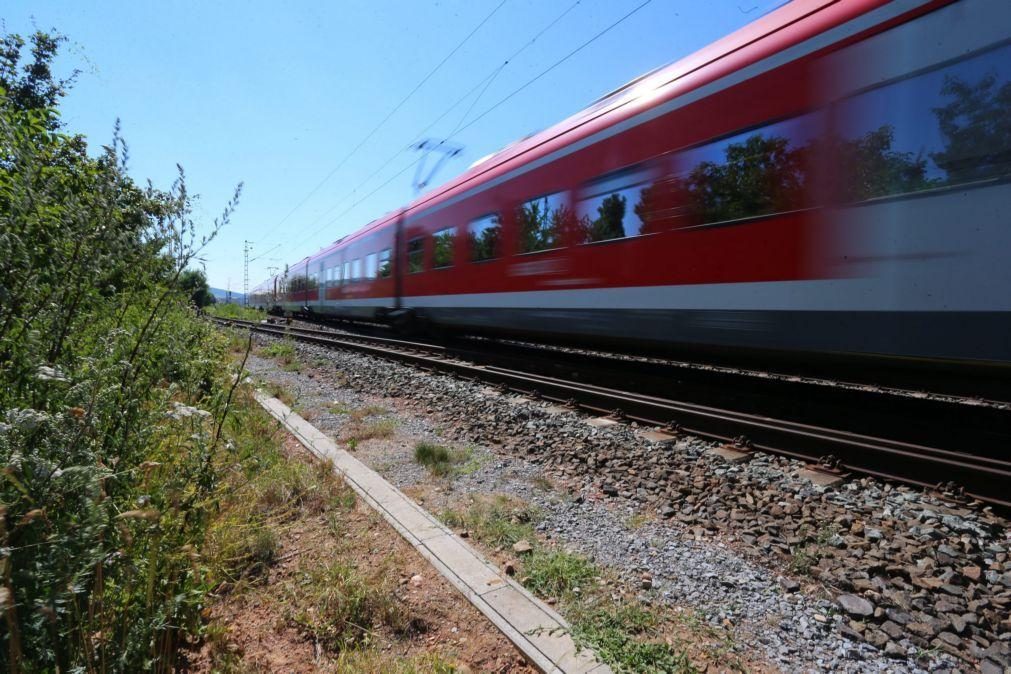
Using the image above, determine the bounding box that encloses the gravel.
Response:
[243,332,1011,673]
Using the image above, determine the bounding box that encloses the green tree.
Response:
[682,133,807,223]
[579,192,627,242]
[833,125,933,201]
[931,73,1011,184]
[179,268,216,307]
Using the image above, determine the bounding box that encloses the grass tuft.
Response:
[287,561,413,652]
[524,549,597,599]
[439,494,540,548]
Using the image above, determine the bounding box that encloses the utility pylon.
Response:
[243,240,251,306]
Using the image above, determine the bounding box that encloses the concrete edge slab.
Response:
[253,391,611,674]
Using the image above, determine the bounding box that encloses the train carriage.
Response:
[253,0,1011,370]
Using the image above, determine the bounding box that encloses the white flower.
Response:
[6,408,50,430]
[35,365,69,382]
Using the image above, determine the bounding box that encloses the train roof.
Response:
[290,0,897,270]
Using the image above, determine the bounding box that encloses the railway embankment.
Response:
[240,327,1011,673]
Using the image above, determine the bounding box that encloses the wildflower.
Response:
[35,365,69,382]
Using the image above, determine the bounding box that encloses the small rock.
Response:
[837,593,875,617]
[779,577,800,593]
[641,573,653,590]
[512,539,533,554]
[884,642,907,659]
[409,574,423,587]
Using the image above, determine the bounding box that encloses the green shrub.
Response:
[0,30,245,671]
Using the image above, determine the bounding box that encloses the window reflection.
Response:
[432,227,454,268]
[576,178,650,243]
[835,42,1011,200]
[469,214,501,261]
[407,237,424,274]
[378,248,392,278]
[517,193,568,253]
[672,113,820,225]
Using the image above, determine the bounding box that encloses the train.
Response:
[250,0,1011,372]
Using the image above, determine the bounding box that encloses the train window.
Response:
[672,112,821,225]
[834,41,1011,202]
[517,193,567,253]
[378,248,392,278]
[576,170,654,243]
[365,253,378,279]
[468,214,500,261]
[407,237,424,274]
[351,258,361,282]
[432,227,454,268]
[342,261,350,285]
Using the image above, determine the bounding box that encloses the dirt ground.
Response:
[189,434,534,673]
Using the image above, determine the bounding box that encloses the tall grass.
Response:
[0,32,244,671]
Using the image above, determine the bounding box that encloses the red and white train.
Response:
[251,0,1011,370]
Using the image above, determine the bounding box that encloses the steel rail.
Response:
[213,317,1011,509]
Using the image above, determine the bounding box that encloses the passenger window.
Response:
[342,261,350,285]
[365,253,378,279]
[672,112,821,225]
[378,248,392,278]
[407,237,424,274]
[576,172,653,243]
[517,193,567,253]
[834,41,1011,201]
[468,214,501,261]
[432,227,454,268]
[351,258,361,282]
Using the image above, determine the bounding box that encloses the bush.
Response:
[0,30,243,671]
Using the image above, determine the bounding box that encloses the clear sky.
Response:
[4,0,784,291]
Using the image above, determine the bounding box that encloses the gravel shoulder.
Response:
[243,331,1011,673]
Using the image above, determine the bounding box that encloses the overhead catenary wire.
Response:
[254,0,509,249]
[271,0,654,267]
[273,0,585,260]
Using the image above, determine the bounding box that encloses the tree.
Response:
[0,31,78,129]
[682,133,807,223]
[578,192,627,242]
[931,73,1011,184]
[179,269,215,307]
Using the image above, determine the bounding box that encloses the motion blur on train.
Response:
[250,0,1011,373]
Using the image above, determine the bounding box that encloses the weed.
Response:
[414,442,453,475]
[287,561,410,652]
[262,381,295,407]
[347,438,359,451]
[571,602,697,674]
[261,338,302,371]
[332,650,459,673]
[531,474,554,491]
[413,442,473,477]
[350,419,397,442]
[328,402,352,415]
[524,549,598,599]
[208,303,266,321]
[439,494,540,548]
[350,405,389,422]
[626,512,655,530]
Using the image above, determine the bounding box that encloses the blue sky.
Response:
[4,0,784,290]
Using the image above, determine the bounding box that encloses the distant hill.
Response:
[210,287,244,304]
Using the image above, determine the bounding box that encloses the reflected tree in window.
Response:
[831,125,933,201]
[682,134,807,223]
[469,215,501,261]
[433,228,454,268]
[518,196,567,253]
[578,192,627,242]
[931,73,1011,184]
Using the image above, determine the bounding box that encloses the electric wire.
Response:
[254,0,509,250]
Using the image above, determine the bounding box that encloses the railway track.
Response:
[212,316,1011,510]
